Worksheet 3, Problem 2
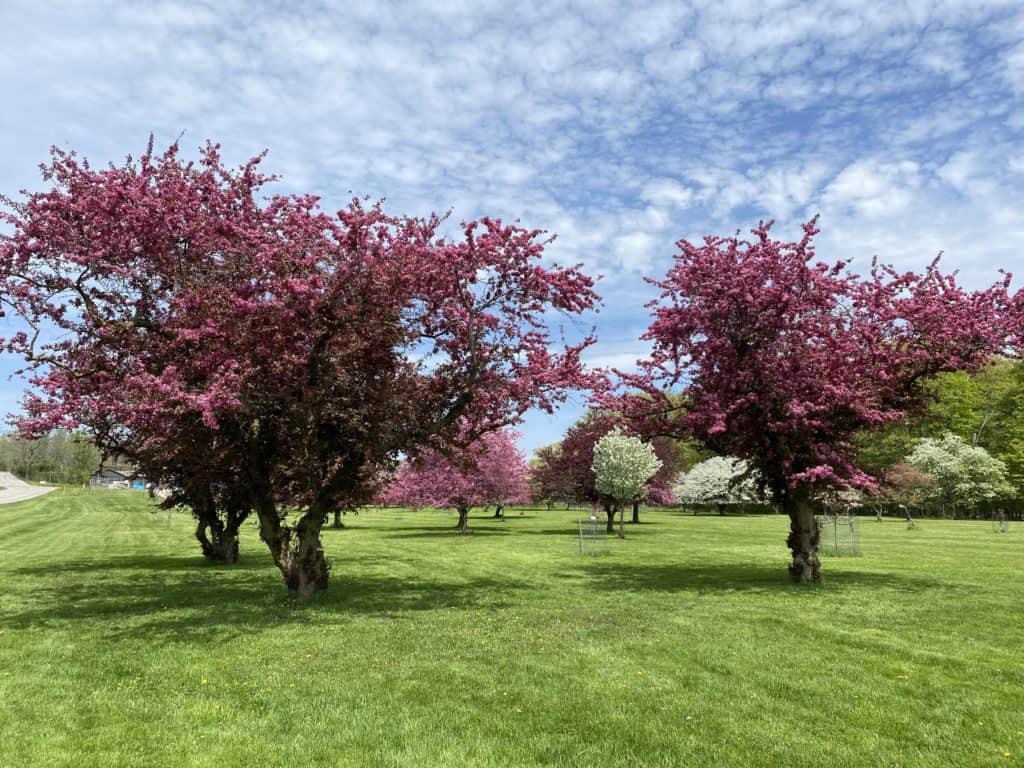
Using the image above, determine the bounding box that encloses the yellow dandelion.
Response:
[515,707,523,714]
[200,679,208,685]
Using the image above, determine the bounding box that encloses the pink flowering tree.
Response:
[382,429,530,533]
[1012,289,1024,357]
[608,219,1009,582]
[528,444,572,509]
[477,430,531,519]
[0,140,598,597]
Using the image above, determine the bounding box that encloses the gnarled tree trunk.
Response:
[194,506,246,565]
[255,496,330,600]
[784,494,820,583]
[492,504,504,519]
[456,506,470,534]
[332,509,344,529]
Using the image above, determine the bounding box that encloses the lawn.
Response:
[0,491,1021,767]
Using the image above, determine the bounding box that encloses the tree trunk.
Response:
[456,506,469,534]
[492,504,504,519]
[631,499,640,524]
[784,495,820,583]
[195,517,241,564]
[618,503,626,539]
[255,497,330,601]
[332,509,344,529]
[605,503,617,534]
[194,506,246,565]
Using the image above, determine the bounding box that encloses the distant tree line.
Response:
[0,431,102,485]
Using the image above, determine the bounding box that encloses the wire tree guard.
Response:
[816,513,862,556]
[578,515,608,555]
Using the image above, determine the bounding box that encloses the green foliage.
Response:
[985,361,1024,497]
[0,431,101,484]
[856,358,1024,501]
[1,492,1022,766]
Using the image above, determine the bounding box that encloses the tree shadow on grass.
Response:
[569,560,960,596]
[382,528,513,539]
[2,555,530,641]
[517,526,663,538]
[11,554,269,575]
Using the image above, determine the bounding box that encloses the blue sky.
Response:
[2,0,1023,457]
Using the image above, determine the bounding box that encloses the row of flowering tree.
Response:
[3,139,1023,591]
[0,140,598,598]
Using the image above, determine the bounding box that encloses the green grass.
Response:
[1,491,1022,767]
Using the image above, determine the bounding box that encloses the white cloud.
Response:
[641,179,694,208]
[612,232,659,273]
[2,0,1023,454]
[1005,42,1024,93]
[812,145,1024,288]
[822,159,923,218]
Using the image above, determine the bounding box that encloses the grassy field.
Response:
[0,490,1021,767]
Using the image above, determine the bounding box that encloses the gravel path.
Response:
[0,471,57,504]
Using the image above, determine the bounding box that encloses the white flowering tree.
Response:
[906,433,1013,517]
[674,456,763,513]
[592,429,662,537]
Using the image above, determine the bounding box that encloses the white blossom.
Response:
[591,429,662,504]
[906,433,1012,509]
[674,456,763,505]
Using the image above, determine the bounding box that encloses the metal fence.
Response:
[578,516,608,555]
[816,514,861,556]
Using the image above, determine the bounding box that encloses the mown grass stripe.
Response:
[0,492,1021,767]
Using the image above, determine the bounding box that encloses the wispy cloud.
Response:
[2,0,1022,453]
